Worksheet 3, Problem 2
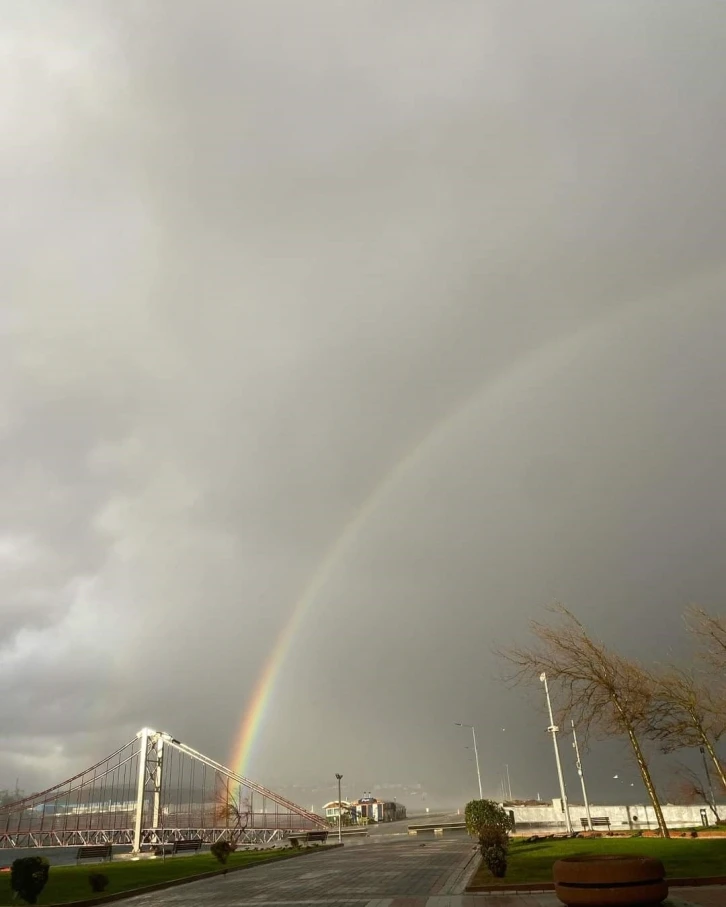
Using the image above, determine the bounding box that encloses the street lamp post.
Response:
[455,723,483,799]
[571,719,592,831]
[335,774,343,844]
[539,672,573,834]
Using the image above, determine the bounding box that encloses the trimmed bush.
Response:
[482,841,508,878]
[88,872,109,892]
[465,799,515,879]
[10,856,50,905]
[211,840,234,864]
[465,799,515,838]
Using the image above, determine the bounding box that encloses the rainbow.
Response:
[228,282,706,780]
[229,437,431,780]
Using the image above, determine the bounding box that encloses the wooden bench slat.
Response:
[581,817,611,829]
[289,831,328,845]
[77,845,113,863]
[171,839,203,855]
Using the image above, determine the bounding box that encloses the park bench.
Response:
[76,844,113,864]
[289,830,329,846]
[171,839,204,855]
[150,840,203,857]
[306,830,329,843]
[581,817,611,831]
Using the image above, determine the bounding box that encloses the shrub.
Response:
[211,841,234,864]
[465,799,515,878]
[465,799,514,839]
[482,841,508,878]
[88,872,109,892]
[10,856,50,905]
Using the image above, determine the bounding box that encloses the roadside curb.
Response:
[43,844,343,907]
[443,847,481,895]
[669,877,726,888]
[466,876,726,893]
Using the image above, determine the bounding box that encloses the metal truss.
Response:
[0,728,325,851]
[0,829,135,848]
[137,827,285,846]
[0,828,283,849]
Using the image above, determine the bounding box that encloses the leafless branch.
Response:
[685,606,726,671]
[214,780,250,844]
[642,663,726,750]
[666,761,723,823]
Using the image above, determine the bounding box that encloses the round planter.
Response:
[553,855,668,907]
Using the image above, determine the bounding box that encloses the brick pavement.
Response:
[120,839,726,907]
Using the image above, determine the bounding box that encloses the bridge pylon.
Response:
[132,728,166,853]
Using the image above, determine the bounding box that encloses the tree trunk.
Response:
[626,725,670,838]
[701,734,726,792]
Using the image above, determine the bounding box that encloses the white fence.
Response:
[509,799,723,832]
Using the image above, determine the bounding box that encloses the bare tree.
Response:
[666,761,723,823]
[642,664,726,792]
[215,781,250,846]
[498,606,670,837]
[686,607,726,672]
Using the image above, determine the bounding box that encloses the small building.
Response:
[323,800,352,823]
[350,796,406,823]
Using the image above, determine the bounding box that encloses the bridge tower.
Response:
[132,728,165,853]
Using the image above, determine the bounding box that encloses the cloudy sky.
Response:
[2,0,726,810]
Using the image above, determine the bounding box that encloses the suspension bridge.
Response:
[0,728,327,852]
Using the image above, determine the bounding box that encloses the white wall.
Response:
[509,800,723,831]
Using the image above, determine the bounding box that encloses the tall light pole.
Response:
[571,719,592,831]
[455,723,483,799]
[335,774,343,843]
[539,673,572,834]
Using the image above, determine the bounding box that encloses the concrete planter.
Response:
[553,854,668,907]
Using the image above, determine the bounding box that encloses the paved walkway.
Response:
[123,839,478,905]
[122,839,726,907]
[476,895,726,907]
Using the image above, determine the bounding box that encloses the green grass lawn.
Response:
[0,846,315,906]
[471,837,726,888]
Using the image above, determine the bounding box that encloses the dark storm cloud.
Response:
[2,0,726,804]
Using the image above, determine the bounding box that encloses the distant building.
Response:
[323,800,351,822]
[350,795,406,823]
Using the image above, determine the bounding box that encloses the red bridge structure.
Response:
[0,728,326,851]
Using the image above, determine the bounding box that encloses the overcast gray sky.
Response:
[2,0,726,809]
